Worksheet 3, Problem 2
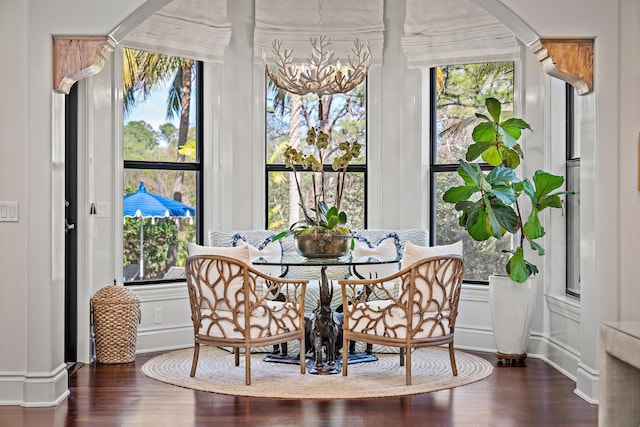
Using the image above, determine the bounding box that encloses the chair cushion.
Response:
[347,300,450,339]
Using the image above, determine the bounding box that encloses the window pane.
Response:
[566,160,580,295]
[123,171,197,283]
[267,171,365,231]
[435,63,514,165]
[122,50,201,284]
[266,75,367,231]
[123,49,198,162]
[434,171,511,281]
[266,82,367,165]
[432,62,515,282]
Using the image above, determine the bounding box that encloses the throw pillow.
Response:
[351,235,400,280]
[401,240,463,268]
[187,242,251,264]
[235,239,282,278]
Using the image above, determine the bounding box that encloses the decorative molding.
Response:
[534,39,594,95]
[52,36,116,94]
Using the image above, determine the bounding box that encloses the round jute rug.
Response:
[141,346,493,399]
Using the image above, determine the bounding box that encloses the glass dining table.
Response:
[253,253,400,374]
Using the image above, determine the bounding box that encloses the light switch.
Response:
[96,202,110,218]
[0,202,19,222]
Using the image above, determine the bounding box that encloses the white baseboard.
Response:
[0,363,70,407]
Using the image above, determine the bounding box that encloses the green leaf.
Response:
[521,178,536,204]
[454,200,476,212]
[443,185,477,203]
[475,113,491,122]
[326,205,338,219]
[457,162,476,185]
[338,211,347,225]
[537,194,563,211]
[317,201,330,216]
[498,126,517,148]
[528,239,545,256]
[485,201,504,238]
[502,147,521,169]
[481,145,503,166]
[486,165,518,185]
[506,247,531,283]
[486,97,502,123]
[472,122,497,143]
[512,143,524,159]
[500,118,531,145]
[501,117,532,133]
[489,185,517,205]
[459,161,482,186]
[533,170,564,198]
[466,208,492,241]
[466,141,495,162]
[523,208,545,240]
[491,203,519,233]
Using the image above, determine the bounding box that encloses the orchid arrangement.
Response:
[274,127,362,240]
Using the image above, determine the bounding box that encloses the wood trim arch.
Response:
[534,39,594,95]
[53,36,116,94]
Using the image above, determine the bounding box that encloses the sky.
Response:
[125,79,196,131]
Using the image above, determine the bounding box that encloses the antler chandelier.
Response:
[263,35,371,98]
[262,0,371,120]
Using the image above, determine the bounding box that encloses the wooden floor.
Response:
[0,350,597,427]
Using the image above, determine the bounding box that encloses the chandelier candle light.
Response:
[262,0,371,121]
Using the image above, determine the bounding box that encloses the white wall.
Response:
[1,0,635,406]
[0,0,148,407]
[619,0,640,321]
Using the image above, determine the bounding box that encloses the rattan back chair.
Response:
[185,254,308,385]
[338,255,464,385]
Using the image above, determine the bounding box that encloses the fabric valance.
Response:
[121,0,231,63]
[255,0,384,66]
[401,0,521,68]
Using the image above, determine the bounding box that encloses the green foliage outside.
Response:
[122,120,197,280]
[122,48,198,281]
[266,79,367,232]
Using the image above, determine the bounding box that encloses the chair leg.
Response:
[245,346,251,385]
[299,339,306,375]
[449,342,458,376]
[234,348,240,366]
[190,342,200,377]
[342,334,349,377]
[405,346,412,386]
[399,347,405,366]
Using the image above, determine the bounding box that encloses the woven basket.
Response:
[91,284,141,364]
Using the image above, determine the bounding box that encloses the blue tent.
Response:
[124,181,195,279]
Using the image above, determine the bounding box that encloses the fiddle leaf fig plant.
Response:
[443,97,572,283]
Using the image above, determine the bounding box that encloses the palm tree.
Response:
[123,48,194,202]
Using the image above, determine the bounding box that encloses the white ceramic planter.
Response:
[488,275,536,359]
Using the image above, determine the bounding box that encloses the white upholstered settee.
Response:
[205,228,429,319]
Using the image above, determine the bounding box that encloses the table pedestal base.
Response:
[263,352,378,375]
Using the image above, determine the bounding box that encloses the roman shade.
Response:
[255,0,384,66]
[401,0,520,68]
[121,0,231,63]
